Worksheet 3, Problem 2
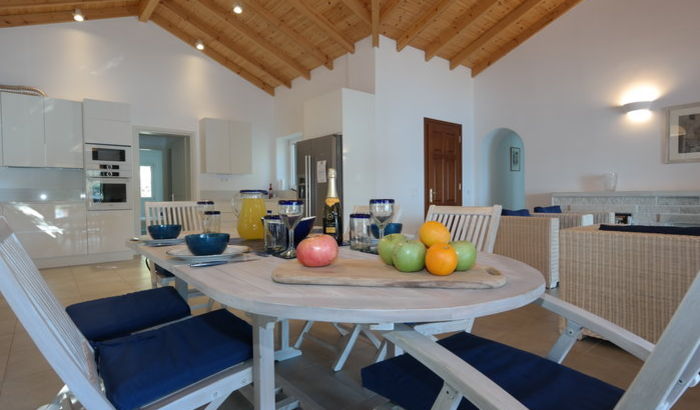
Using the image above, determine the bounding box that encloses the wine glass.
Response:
[278,200,304,259]
[369,199,395,240]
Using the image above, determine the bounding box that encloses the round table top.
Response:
[136,244,546,323]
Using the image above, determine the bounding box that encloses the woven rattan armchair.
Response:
[532,212,594,229]
[560,225,700,342]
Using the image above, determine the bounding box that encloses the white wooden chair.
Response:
[0,217,253,410]
[363,271,700,409]
[144,201,215,310]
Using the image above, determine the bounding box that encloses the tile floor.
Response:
[0,256,697,409]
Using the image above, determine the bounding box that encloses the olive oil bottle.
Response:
[322,168,343,245]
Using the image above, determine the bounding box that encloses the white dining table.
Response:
[128,241,545,409]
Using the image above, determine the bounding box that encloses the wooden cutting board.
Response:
[272,258,506,289]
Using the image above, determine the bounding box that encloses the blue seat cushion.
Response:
[502,208,531,216]
[96,309,253,410]
[362,332,623,410]
[534,205,562,213]
[155,264,174,277]
[66,287,190,342]
[599,224,700,236]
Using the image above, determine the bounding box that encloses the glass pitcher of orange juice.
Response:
[233,190,267,239]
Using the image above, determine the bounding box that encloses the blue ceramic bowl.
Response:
[185,233,230,256]
[147,224,182,240]
[371,223,403,239]
[294,216,316,247]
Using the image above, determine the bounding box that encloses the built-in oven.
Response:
[85,143,132,174]
[86,175,132,210]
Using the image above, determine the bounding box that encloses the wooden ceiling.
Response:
[0,0,583,95]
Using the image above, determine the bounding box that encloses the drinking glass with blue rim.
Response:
[278,200,304,259]
[369,199,395,240]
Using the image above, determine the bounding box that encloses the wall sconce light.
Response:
[622,101,653,122]
[195,40,205,51]
[73,9,84,22]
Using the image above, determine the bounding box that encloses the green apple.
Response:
[378,233,407,265]
[450,240,477,271]
[392,240,426,272]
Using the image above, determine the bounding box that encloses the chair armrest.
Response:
[384,325,527,410]
[537,294,654,361]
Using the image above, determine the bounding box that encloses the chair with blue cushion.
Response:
[362,271,700,409]
[0,217,253,410]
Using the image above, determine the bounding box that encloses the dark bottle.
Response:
[322,168,343,245]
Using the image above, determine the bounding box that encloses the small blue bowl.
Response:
[294,216,316,247]
[185,233,230,256]
[371,223,403,239]
[148,224,182,240]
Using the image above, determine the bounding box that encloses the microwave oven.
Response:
[85,143,132,177]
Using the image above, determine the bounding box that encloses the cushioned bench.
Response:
[66,286,190,342]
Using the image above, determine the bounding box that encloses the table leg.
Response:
[275,319,302,361]
[174,277,188,300]
[252,314,276,410]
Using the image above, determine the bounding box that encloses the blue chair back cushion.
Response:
[599,224,700,236]
[534,205,562,213]
[96,309,253,410]
[66,287,190,342]
[362,332,623,410]
[501,208,531,216]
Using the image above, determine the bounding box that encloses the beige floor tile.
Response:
[0,334,14,385]
[0,368,62,410]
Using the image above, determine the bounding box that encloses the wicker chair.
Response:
[560,225,700,342]
[532,212,594,229]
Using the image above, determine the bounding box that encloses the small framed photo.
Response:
[510,147,521,171]
[666,102,700,163]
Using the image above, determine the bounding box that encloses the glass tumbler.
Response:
[349,213,372,251]
[202,210,221,233]
[263,214,286,254]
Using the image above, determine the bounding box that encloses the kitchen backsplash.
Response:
[0,167,85,202]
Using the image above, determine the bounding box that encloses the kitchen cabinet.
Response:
[87,210,135,254]
[1,92,45,167]
[2,201,88,259]
[44,98,83,168]
[200,118,252,174]
[83,99,131,146]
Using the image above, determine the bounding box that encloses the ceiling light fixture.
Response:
[195,40,205,51]
[622,101,653,122]
[233,4,243,14]
[73,9,84,22]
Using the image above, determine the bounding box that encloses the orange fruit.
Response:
[425,243,458,276]
[418,221,451,247]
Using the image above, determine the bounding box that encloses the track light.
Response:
[73,9,84,22]
[195,40,205,51]
[233,4,243,14]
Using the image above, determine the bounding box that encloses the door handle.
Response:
[429,188,435,203]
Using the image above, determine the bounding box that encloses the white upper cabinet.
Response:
[44,98,83,168]
[1,93,45,167]
[200,118,252,174]
[83,99,132,146]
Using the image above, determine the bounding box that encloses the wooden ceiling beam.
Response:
[241,0,332,70]
[0,5,136,27]
[424,0,499,61]
[396,0,458,51]
[380,0,401,19]
[138,0,159,22]
[160,1,291,88]
[151,12,274,95]
[196,0,310,80]
[340,0,371,26]
[449,0,542,70]
[471,0,583,76]
[288,0,355,54]
[371,0,379,47]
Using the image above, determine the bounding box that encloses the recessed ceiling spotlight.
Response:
[233,4,243,14]
[73,9,84,22]
[195,40,205,51]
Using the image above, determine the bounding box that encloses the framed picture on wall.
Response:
[510,147,521,171]
[666,102,700,163]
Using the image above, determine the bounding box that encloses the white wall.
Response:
[0,17,275,195]
[374,37,474,234]
[474,0,700,207]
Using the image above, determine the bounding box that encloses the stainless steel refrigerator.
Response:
[295,134,343,224]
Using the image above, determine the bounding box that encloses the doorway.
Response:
[138,132,191,233]
[485,128,525,209]
[424,118,463,214]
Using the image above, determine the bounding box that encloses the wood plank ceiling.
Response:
[0,0,584,95]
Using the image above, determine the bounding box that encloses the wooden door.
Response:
[424,118,462,214]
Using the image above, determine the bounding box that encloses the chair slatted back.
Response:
[145,201,203,232]
[616,271,700,409]
[352,205,403,223]
[425,205,502,253]
[0,217,112,408]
